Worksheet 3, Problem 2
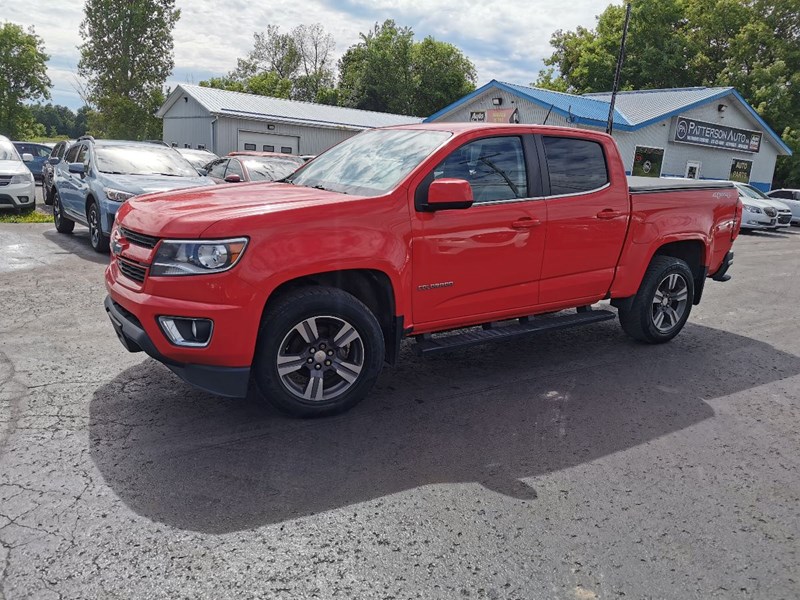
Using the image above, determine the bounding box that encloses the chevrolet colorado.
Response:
[104,123,740,417]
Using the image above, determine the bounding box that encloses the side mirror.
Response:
[197,168,208,176]
[425,178,474,211]
[68,162,86,175]
[224,174,241,183]
[22,153,34,163]
[48,156,60,165]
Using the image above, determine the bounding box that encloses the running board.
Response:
[413,309,616,356]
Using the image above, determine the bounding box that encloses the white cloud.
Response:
[4,0,609,109]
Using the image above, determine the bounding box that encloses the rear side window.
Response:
[543,136,608,196]
[769,190,792,199]
[226,159,244,179]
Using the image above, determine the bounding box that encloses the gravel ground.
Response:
[1,223,798,599]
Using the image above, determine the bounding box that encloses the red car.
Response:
[205,152,304,184]
[105,123,739,417]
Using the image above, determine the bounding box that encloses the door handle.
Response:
[511,218,542,229]
[596,209,624,219]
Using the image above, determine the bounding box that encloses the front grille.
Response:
[118,258,147,283]
[779,214,792,224]
[763,207,777,218]
[121,227,160,249]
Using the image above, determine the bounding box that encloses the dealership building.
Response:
[157,84,422,157]
[426,81,792,191]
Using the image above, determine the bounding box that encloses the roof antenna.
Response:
[607,2,632,135]
[543,103,554,125]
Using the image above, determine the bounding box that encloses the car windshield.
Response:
[180,151,216,170]
[736,183,769,199]
[95,145,198,177]
[0,140,20,161]
[244,157,303,182]
[287,129,452,196]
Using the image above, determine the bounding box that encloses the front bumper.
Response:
[104,295,251,397]
[0,181,36,210]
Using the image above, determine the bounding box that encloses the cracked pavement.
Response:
[0,223,799,599]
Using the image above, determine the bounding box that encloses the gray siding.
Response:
[213,117,356,156]
[435,88,575,128]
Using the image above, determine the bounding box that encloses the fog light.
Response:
[19,196,29,203]
[158,316,213,347]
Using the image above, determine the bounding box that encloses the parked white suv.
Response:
[733,182,792,230]
[766,189,800,225]
[0,135,36,213]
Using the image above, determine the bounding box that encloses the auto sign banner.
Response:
[672,116,762,153]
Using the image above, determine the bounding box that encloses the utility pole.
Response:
[607,2,632,135]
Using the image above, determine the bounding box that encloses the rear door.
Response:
[410,134,547,326]
[537,134,629,305]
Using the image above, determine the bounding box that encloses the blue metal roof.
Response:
[425,80,791,155]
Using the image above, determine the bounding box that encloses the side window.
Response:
[76,145,89,166]
[542,136,608,196]
[64,144,80,163]
[770,190,791,199]
[208,159,228,179]
[36,145,51,158]
[226,159,244,179]
[433,136,528,203]
[50,143,61,159]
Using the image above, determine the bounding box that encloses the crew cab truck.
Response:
[104,123,740,417]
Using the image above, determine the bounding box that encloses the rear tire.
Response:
[253,287,385,418]
[618,256,694,344]
[87,201,109,253]
[53,191,74,234]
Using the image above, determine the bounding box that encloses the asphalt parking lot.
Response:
[1,222,799,599]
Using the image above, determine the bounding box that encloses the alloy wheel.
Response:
[651,273,689,333]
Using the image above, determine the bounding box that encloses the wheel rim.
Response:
[276,315,365,402]
[651,273,689,333]
[54,194,61,225]
[89,206,99,246]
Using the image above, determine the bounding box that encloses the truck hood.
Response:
[118,181,362,237]
[100,173,214,196]
[0,160,29,176]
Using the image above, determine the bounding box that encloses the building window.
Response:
[184,144,191,148]
[632,146,664,178]
[263,145,274,152]
[244,143,257,151]
[197,144,206,150]
[281,147,293,154]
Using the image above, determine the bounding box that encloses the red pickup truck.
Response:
[104,123,739,416]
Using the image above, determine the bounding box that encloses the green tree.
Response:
[0,22,51,139]
[78,0,180,139]
[535,0,800,186]
[337,20,476,116]
[200,72,292,99]
[30,103,77,137]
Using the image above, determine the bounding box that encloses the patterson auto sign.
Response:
[672,116,762,153]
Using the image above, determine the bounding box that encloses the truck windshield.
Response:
[287,129,451,196]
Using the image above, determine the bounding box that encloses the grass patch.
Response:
[0,211,53,224]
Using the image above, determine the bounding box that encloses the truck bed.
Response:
[627,176,735,194]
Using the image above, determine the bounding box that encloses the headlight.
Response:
[151,238,248,276]
[9,173,34,184]
[743,204,762,214]
[105,188,136,202]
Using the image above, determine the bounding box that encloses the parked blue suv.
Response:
[52,137,214,252]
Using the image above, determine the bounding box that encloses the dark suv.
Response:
[42,140,75,205]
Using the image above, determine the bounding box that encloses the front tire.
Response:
[253,287,385,417]
[87,201,109,253]
[618,256,694,344]
[53,191,74,234]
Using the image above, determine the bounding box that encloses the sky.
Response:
[5,0,613,111]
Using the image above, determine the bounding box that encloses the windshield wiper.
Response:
[310,184,347,194]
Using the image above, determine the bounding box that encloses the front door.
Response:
[411,135,547,326]
[538,135,630,305]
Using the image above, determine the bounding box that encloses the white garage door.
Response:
[238,130,300,154]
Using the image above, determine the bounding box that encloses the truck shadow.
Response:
[42,229,110,265]
[89,321,800,533]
